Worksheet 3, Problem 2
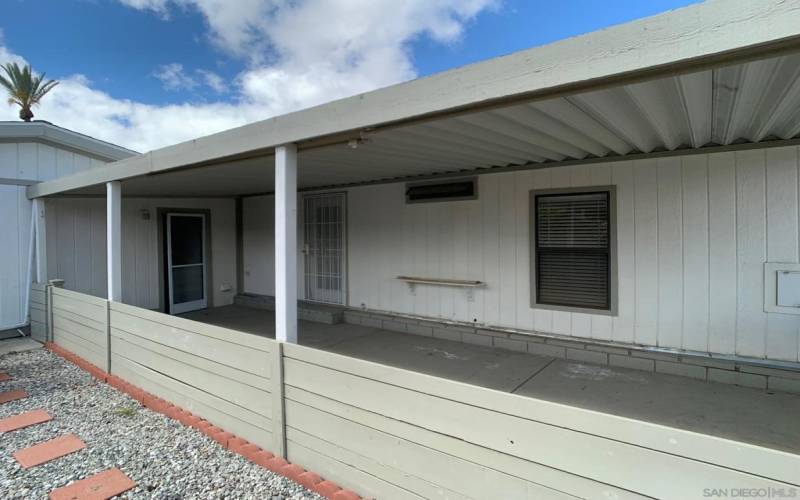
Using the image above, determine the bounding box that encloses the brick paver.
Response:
[14,434,86,468]
[0,373,12,382]
[0,409,52,432]
[0,389,27,404]
[49,468,136,500]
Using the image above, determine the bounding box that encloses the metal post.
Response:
[105,300,112,374]
[270,343,287,457]
[275,144,298,344]
[45,284,53,343]
[33,198,47,284]
[106,181,122,302]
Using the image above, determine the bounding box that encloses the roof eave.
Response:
[0,121,136,162]
[27,0,800,199]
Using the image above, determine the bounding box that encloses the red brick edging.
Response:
[43,343,361,500]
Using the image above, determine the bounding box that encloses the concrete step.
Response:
[234,294,344,325]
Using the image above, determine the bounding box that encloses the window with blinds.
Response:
[533,190,612,311]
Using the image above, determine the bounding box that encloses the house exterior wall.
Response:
[243,146,800,363]
[0,142,111,330]
[43,197,237,311]
[242,195,275,297]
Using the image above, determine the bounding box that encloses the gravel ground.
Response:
[0,347,321,499]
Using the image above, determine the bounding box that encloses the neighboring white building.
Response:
[0,121,134,331]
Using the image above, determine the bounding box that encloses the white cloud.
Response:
[197,69,225,93]
[154,63,198,91]
[117,0,170,16]
[0,0,496,152]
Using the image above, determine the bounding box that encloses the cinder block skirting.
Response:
[234,294,344,325]
[342,309,800,395]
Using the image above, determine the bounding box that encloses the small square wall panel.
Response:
[777,271,800,307]
[765,262,800,314]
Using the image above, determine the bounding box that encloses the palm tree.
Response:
[0,63,59,122]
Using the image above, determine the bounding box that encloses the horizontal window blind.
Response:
[535,191,611,310]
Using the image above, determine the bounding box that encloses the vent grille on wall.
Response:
[405,178,477,203]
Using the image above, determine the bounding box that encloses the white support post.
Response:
[33,198,47,284]
[275,144,298,344]
[106,181,122,302]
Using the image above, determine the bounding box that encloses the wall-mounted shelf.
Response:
[397,276,485,301]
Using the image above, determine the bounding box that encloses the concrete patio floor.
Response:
[0,336,42,356]
[181,305,800,455]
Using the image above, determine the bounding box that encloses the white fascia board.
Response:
[0,122,136,161]
[28,0,800,199]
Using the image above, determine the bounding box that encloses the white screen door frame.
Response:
[166,213,208,314]
[303,193,347,305]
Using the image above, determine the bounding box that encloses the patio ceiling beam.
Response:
[275,144,298,344]
[27,0,800,199]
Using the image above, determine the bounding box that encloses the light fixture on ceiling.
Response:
[347,131,371,149]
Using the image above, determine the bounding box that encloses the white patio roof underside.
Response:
[56,52,800,198]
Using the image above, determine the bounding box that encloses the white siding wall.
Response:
[242,196,275,297]
[0,142,109,330]
[241,147,800,362]
[44,198,237,311]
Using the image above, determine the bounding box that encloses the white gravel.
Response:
[0,347,322,499]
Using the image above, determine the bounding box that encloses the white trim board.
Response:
[0,178,37,186]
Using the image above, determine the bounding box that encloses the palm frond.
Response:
[0,62,59,119]
[0,73,15,94]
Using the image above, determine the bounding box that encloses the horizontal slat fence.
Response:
[51,287,108,369]
[109,301,278,452]
[282,343,800,500]
[38,287,800,499]
[29,283,48,342]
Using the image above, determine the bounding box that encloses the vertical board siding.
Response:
[0,143,111,330]
[656,157,684,349]
[43,197,237,311]
[735,150,768,358]
[708,152,738,356]
[239,149,800,361]
[633,159,659,346]
[765,147,800,361]
[681,155,710,352]
[612,162,635,343]
[242,195,275,296]
[0,185,22,327]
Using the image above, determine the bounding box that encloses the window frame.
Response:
[529,186,618,316]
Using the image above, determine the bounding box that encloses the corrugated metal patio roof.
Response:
[26,0,800,197]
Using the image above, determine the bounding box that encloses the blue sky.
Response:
[0,0,697,151]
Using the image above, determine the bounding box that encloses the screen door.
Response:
[166,213,208,314]
[303,193,346,304]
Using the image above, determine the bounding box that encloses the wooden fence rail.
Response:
[34,283,800,499]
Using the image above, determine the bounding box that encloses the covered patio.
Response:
[24,2,800,496]
[182,304,800,456]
